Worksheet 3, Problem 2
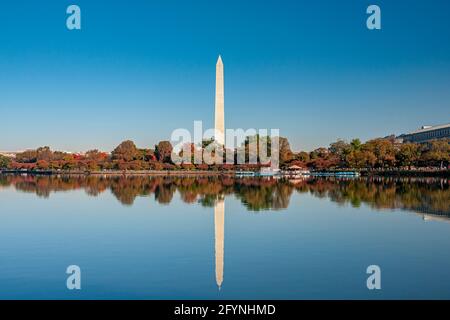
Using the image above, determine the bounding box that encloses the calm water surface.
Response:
[0,174,449,299]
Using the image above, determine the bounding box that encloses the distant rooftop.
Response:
[405,123,450,135]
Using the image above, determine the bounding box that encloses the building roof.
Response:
[404,123,450,135]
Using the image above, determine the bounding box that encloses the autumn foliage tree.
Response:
[396,143,420,169]
[5,136,450,172]
[421,140,450,168]
[112,140,139,162]
[155,141,173,163]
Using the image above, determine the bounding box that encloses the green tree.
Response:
[0,155,12,169]
[350,138,362,151]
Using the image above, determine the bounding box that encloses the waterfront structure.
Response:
[214,199,224,289]
[215,56,225,145]
[398,123,450,143]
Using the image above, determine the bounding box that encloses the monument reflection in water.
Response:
[214,198,224,289]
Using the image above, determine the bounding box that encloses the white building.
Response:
[398,123,450,143]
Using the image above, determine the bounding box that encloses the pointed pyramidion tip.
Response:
[217,55,223,64]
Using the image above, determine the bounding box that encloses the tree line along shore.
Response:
[1,136,449,175]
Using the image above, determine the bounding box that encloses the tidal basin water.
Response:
[0,175,449,299]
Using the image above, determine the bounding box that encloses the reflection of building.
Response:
[214,56,225,145]
[398,123,450,143]
[414,206,450,223]
[214,199,224,289]
[422,214,450,223]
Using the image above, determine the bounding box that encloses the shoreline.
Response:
[364,170,449,178]
[0,169,235,176]
[0,169,448,178]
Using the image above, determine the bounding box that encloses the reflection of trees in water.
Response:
[301,177,450,217]
[234,179,293,210]
[1,175,449,216]
[0,175,110,199]
[155,182,176,205]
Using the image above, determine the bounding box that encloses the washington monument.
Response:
[215,55,225,145]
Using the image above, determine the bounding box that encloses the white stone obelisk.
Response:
[215,56,225,145]
[214,199,224,289]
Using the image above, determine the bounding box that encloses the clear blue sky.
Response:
[1,0,449,152]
